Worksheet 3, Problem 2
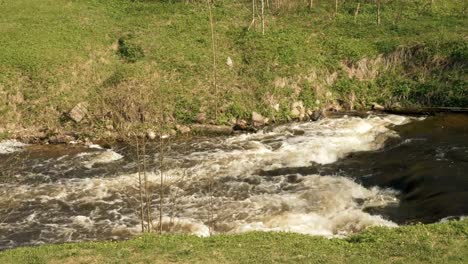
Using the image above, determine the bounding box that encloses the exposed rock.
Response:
[391,102,402,109]
[264,93,280,112]
[176,124,191,134]
[327,103,342,112]
[226,56,233,68]
[191,124,233,135]
[234,119,248,130]
[291,129,305,136]
[196,113,207,124]
[68,102,88,123]
[273,77,287,89]
[290,101,306,120]
[272,103,280,112]
[310,110,323,121]
[48,134,75,144]
[251,112,266,127]
[146,129,156,140]
[372,103,385,111]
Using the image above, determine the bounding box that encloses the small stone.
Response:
[292,129,305,136]
[146,130,156,140]
[372,103,385,111]
[68,102,88,123]
[251,112,266,127]
[196,113,207,124]
[234,119,248,130]
[291,108,301,118]
[290,101,306,120]
[310,110,322,121]
[49,134,75,144]
[226,56,233,68]
[272,103,280,112]
[176,125,191,134]
[391,102,402,109]
[191,124,233,135]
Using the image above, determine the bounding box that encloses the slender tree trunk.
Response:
[249,0,256,30]
[261,0,265,35]
[309,0,314,9]
[335,0,338,16]
[136,139,145,233]
[208,0,218,119]
[377,0,381,25]
[354,2,360,22]
[142,137,152,232]
[158,131,164,234]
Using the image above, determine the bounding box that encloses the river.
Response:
[0,114,467,249]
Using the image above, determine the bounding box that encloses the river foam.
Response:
[0,115,411,248]
[0,140,27,154]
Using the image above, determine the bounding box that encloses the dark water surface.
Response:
[263,114,468,224]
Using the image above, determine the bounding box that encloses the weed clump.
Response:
[118,36,145,63]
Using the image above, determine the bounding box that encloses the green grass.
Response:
[1,219,467,263]
[0,0,466,135]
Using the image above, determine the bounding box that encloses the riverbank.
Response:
[0,219,466,263]
[1,0,466,142]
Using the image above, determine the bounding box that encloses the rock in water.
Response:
[310,110,322,121]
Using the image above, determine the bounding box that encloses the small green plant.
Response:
[118,36,145,63]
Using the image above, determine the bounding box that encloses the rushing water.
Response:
[0,114,467,249]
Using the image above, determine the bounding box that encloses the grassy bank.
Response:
[0,0,466,139]
[0,219,466,263]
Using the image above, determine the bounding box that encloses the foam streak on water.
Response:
[0,140,27,154]
[0,115,411,248]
